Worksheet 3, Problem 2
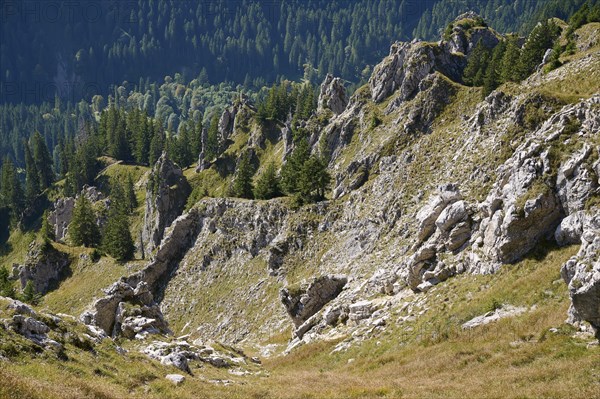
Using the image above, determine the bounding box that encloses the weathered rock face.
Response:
[17,242,70,295]
[82,208,202,337]
[560,213,600,337]
[142,153,191,256]
[369,40,465,104]
[280,275,347,336]
[195,127,209,172]
[318,74,348,115]
[443,13,500,55]
[49,185,107,242]
[142,339,252,374]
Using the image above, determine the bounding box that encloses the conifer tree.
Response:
[31,131,54,189]
[24,141,40,206]
[297,155,330,203]
[40,209,55,245]
[0,157,24,223]
[125,174,138,212]
[500,36,522,83]
[0,267,16,299]
[102,180,134,262]
[254,162,281,200]
[70,194,100,247]
[149,120,165,166]
[230,153,255,199]
[463,39,491,86]
[483,41,506,97]
[280,138,310,194]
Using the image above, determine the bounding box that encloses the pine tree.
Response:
[24,141,40,206]
[70,194,100,247]
[483,41,506,97]
[254,162,281,200]
[500,36,522,83]
[125,174,138,212]
[149,120,165,166]
[40,209,55,244]
[0,267,16,299]
[0,157,24,223]
[517,19,561,80]
[230,153,255,199]
[463,39,491,86]
[280,138,310,194]
[102,180,134,262]
[297,155,330,204]
[31,131,54,189]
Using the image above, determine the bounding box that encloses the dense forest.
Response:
[2,0,595,106]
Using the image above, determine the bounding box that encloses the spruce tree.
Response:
[102,180,134,262]
[483,41,506,97]
[0,267,16,299]
[230,154,255,199]
[149,120,165,166]
[70,194,100,247]
[24,141,40,206]
[500,36,522,83]
[280,138,310,194]
[125,174,138,212]
[0,157,24,223]
[254,162,281,200]
[297,155,330,203]
[40,210,55,244]
[31,131,54,189]
[463,39,491,86]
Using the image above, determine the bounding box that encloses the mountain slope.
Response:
[1,13,599,399]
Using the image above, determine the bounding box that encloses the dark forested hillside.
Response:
[3,0,595,106]
[0,0,425,104]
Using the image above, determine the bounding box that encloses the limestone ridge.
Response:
[142,152,191,257]
[81,207,203,337]
[81,14,600,347]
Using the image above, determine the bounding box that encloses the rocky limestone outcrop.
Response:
[142,152,191,256]
[560,212,600,337]
[195,126,209,172]
[49,185,107,242]
[17,242,70,295]
[82,208,202,337]
[142,339,252,374]
[1,297,65,349]
[280,275,347,338]
[318,74,348,115]
[442,12,500,55]
[369,40,465,104]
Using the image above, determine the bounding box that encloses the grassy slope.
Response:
[2,243,598,398]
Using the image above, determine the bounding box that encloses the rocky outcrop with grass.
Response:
[17,242,70,295]
[141,152,191,256]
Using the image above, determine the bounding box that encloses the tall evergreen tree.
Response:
[23,141,40,206]
[0,267,16,299]
[230,153,255,199]
[463,39,491,86]
[70,194,100,247]
[280,138,310,194]
[500,35,522,83]
[254,162,281,200]
[125,174,138,212]
[483,41,507,97]
[297,155,330,204]
[205,113,220,161]
[31,131,54,189]
[0,157,24,223]
[102,180,134,262]
[149,120,165,166]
